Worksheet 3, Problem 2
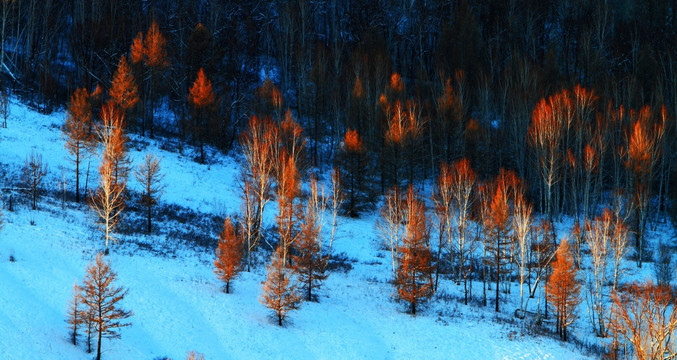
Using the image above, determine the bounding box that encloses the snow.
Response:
[0,99,595,359]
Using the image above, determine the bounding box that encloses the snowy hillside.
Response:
[0,100,595,359]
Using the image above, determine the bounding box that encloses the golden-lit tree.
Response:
[63,87,95,203]
[583,208,613,337]
[108,55,138,117]
[81,253,132,360]
[513,191,533,314]
[396,185,434,315]
[528,92,568,221]
[293,178,329,301]
[240,180,257,272]
[484,169,518,312]
[341,128,368,217]
[546,238,581,342]
[214,217,243,294]
[260,249,302,326]
[625,106,664,267]
[90,104,126,252]
[276,150,301,265]
[186,351,205,360]
[187,68,216,164]
[609,281,677,360]
[240,116,277,254]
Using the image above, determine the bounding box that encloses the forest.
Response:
[0,0,676,359]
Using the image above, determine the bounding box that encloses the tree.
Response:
[260,249,302,326]
[240,116,277,255]
[134,153,164,234]
[293,178,329,302]
[584,209,613,337]
[81,253,132,360]
[546,238,582,342]
[109,55,138,114]
[396,185,434,315]
[0,88,8,128]
[448,159,477,304]
[329,168,343,251]
[240,180,257,272]
[513,191,533,315]
[90,105,126,252]
[377,186,404,275]
[213,217,243,294]
[339,128,369,217]
[23,150,48,210]
[528,91,570,221]
[275,150,301,266]
[65,282,83,345]
[63,87,95,203]
[609,282,677,360]
[625,106,664,267]
[186,351,205,360]
[484,170,517,312]
[108,55,138,124]
[133,20,168,138]
[187,68,216,164]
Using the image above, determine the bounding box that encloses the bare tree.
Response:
[329,168,343,251]
[134,153,164,234]
[0,88,8,128]
[65,283,83,346]
[23,150,48,210]
[513,191,533,314]
[377,186,404,275]
[584,209,612,337]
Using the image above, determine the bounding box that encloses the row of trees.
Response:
[212,111,343,326]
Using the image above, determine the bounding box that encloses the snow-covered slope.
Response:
[0,100,592,359]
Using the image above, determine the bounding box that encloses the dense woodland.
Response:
[1,0,677,359]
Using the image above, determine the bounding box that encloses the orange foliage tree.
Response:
[528,91,569,222]
[293,177,329,301]
[108,55,138,119]
[395,185,434,315]
[484,169,518,312]
[80,253,132,360]
[260,249,302,326]
[63,87,95,203]
[213,217,243,294]
[625,106,664,267]
[608,281,677,360]
[240,116,277,254]
[90,104,127,252]
[340,128,368,217]
[275,150,301,264]
[546,238,581,342]
[131,20,168,138]
[187,68,216,164]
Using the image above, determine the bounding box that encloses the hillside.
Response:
[0,101,602,359]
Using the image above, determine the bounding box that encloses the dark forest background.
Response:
[1,0,676,226]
